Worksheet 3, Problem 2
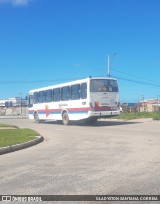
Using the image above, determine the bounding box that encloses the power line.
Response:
[112,75,160,88]
[0,77,82,84]
[0,80,55,84]
[0,68,160,89]
[111,67,160,85]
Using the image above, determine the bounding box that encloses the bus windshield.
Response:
[90,79,118,92]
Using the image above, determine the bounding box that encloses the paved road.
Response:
[0,118,160,203]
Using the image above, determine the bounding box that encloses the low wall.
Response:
[0,107,28,116]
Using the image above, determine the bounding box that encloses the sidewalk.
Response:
[0,115,29,119]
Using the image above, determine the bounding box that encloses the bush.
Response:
[114,111,160,120]
[153,112,160,120]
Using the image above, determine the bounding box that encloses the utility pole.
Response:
[18,93,22,115]
[142,95,145,112]
[107,53,117,78]
[137,97,140,113]
[157,95,160,111]
[108,53,110,78]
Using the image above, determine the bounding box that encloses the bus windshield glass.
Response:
[90,79,118,92]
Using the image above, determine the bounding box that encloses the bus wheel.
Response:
[34,112,40,123]
[62,112,70,125]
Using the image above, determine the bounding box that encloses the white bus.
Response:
[28,77,120,125]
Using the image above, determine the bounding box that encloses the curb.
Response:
[0,136,44,155]
[0,116,29,119]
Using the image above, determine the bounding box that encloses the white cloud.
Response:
[0,0,31,6]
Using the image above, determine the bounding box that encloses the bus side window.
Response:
[33,92,39,104]
[39,91,46,103]
[81,83,87,99]
[28,95,33,107]
[46,89,52,102]
[53,88,60,102]
[61,86,70,101]
[71,84,80,100]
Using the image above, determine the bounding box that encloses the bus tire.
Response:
[34,112,40,123]
[62,111,70,125]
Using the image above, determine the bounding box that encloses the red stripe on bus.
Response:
[29,107,91,113]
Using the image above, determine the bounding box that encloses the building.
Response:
[0,97,27,107]
[0,97,28,115]
[0,100,7,107]
[121,99,160,113]
[137,99,160,112]
[121,103,137,113]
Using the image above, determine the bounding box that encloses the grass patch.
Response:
[114,112,160,120]
[0,123,18,128]
[0,128,39,148]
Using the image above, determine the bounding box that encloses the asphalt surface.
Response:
[0,118,160,204]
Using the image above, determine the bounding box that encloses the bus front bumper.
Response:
[89,110,120,117]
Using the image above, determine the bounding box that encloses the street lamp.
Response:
[107,52,117,78]
[142,95,145,112]
[18,93,22,115]
[156,95,160,111]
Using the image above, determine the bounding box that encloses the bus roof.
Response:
[29,76,117,94]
